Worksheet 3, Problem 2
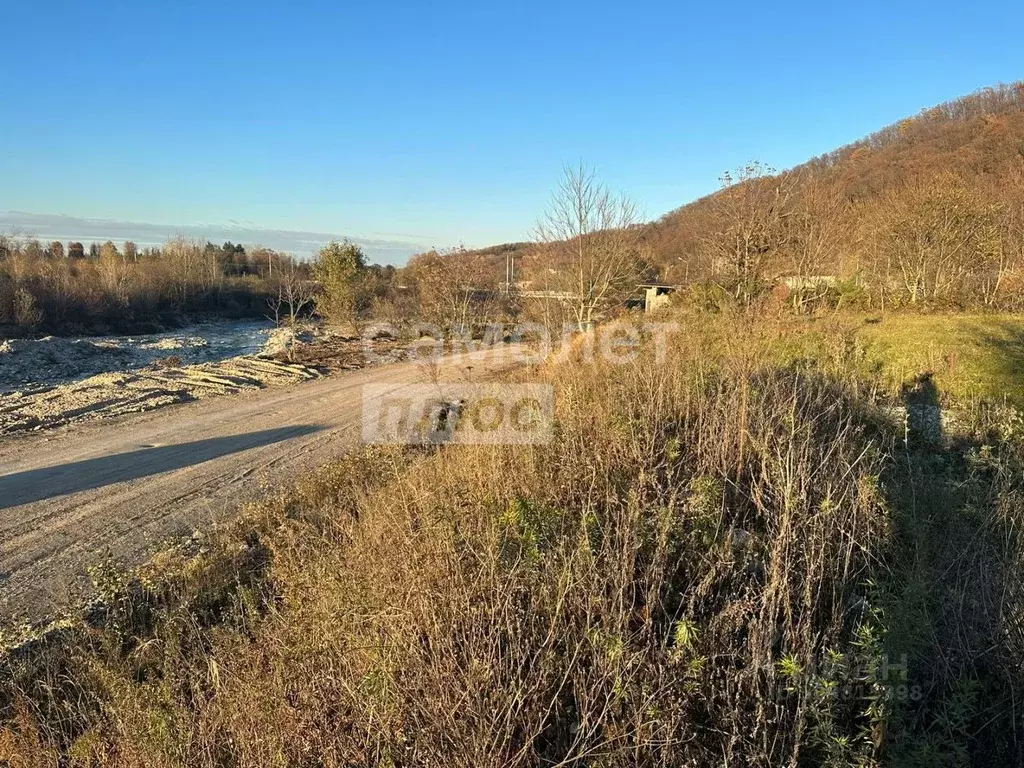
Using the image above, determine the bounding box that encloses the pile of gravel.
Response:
[0,337,135,391]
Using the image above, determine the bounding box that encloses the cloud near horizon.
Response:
[0,211,433,265]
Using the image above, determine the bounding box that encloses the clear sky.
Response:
[2,0,1022,256]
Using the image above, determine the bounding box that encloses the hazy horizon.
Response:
[0,211,434,265]
[4,2,1022,251]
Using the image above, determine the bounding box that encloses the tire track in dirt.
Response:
[0,346,524,622]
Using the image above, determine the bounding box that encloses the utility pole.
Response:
[505,252,515,293]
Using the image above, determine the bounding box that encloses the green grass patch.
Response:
[851,313,1024,403]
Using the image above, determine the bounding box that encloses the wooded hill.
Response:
[460,83,1024,312]
[646,82,1024,307]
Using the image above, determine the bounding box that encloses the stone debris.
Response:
[0,356,321,436]
[139,337,209,351]
[0,321,419,436]
[0,336,135,390]
[259,325,317,357]
[0,321,270,392]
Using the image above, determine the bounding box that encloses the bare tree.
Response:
[269,259,317,326]
[405,247,498,329]
[986,167,1024,306]
[784,175,849,311]
[534,164,648,327]
[702,162,798,303]
[98,240,130,303]
[877,174,999,304]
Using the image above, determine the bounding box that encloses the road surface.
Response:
[0,346,523,622]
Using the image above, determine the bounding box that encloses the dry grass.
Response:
[2,312,1023,766]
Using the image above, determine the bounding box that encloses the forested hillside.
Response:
[438,83,1024,318]
[647,82,1024,307]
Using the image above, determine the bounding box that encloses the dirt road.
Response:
[0,345,523,622]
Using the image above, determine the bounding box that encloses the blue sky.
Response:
[2,0,1022,261]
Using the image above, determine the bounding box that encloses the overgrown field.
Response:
[2,312,1023,766]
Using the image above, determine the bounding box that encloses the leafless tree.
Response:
[98,240,130,303]
[269,260,317,326]
[534,163,648,327]
[985,167,1024,306]
[405,247,502,329]
[702,162,798,302]
[876,174,999,304]
[785,175,849,311]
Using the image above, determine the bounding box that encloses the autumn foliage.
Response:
[647,83,1024,308]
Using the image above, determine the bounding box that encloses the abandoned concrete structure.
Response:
[637,283,678,312]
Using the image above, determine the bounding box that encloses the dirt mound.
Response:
[0,356,321,435]
[0,336,135,390]
[259,325,317,357]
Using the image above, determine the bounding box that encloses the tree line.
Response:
[0,237,313,336]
